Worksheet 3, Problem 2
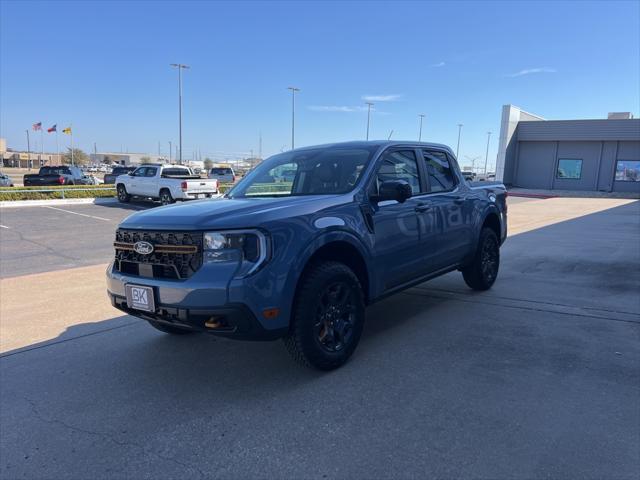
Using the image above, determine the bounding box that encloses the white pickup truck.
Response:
[116,164,219,205]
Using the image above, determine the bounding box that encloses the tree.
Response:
[204,157,214,171]
[62,148,89,166]
[140,156,151,164]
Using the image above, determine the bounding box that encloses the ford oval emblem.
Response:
[134,241,154,255]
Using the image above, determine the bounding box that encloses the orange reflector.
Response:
[262,308,280,320]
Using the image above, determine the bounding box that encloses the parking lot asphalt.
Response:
[0,197,639,479]
[0,202,151,278]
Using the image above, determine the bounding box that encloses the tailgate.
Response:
[184,179,218,193]
[24,176,55,185]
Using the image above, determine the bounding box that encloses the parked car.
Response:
[116,164,219,205]
[107,141,507,370]
[208,166,236,183]
[462,171,476,181]
[0,173,14,187]
[103,166,136,184]
[23,166,91,186]
[85,175,103,185]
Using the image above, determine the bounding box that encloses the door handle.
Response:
[415,203,432,213]
[453,197,465,205]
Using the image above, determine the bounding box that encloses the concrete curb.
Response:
[508,192,555,199]
[0,197,119,208]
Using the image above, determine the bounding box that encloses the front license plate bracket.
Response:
[125,284,156,312]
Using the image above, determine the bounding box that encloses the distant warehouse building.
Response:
[496,105,640,193]
[90,152,168,166]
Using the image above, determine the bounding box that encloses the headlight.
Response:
[203,230,269,277]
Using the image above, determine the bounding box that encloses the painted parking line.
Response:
[42,206,112,222]
[0,225,10,229]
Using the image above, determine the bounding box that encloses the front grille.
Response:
[114,229,203,279]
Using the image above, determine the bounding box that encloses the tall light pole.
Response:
[365,102,374,140]
[418,114,425,141]
[168,141,172,163]
[170,63,190,164]
[484,131,492,174]
[287,86,300,149]
[456,123,463,158]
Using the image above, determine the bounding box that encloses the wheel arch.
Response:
[291,231,373,307]
[481,210,501,241]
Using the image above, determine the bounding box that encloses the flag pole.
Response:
[26,129,31,171]
[71,125,74,166]
[56,127,59,164]
[40,127,44,166]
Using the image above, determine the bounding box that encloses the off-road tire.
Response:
[159,189,174,206]
[117,184,131,203]
[461,227,500,291]
[147,320,194,335]
[284,261,365,370]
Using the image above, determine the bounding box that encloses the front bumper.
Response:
[109,293,284,340]
[106,262,289,340]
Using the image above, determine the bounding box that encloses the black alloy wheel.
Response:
[314,281,357,353]
[461,227,500,291]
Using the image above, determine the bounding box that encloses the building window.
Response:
[557,159,583,179]
[615,160,640,182]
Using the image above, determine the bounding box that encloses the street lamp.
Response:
[287,86,300,149]
[365,102,374,140]
[456,123,463,158]
[170,63,190,164]
[484,131,492,174]
[418,114,425,141]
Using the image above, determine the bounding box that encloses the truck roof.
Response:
[139,163,191,167]
[292,140,455,155]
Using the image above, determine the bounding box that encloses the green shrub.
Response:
[0,186,116,201]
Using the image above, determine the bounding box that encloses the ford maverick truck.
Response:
[107,141,507,370]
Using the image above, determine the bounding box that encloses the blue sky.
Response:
[1,0,638,168]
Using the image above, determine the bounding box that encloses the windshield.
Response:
[211,168,232,175]
[162,167,192,176]
[112,167,131,175]
[227,146,376,198]
[40,167,69,175]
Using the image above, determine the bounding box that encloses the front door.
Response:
[369,149,427,290]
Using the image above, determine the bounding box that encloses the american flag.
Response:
[32,122,42,131]
[47,124,57,133]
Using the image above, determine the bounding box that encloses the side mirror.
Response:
[128,172,134,176]
[375,180,412,203]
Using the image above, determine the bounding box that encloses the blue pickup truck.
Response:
[107,141,507,369]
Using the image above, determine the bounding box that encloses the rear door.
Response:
[142,166,159,197]
[420,149,474,270]
[127,167,147,195]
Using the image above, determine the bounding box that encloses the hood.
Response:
[119,195,348,230]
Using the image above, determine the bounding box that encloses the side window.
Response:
[422,150,456,192]
[132,167,147,177]
[374,150,421,195]
[145,167,158,177]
